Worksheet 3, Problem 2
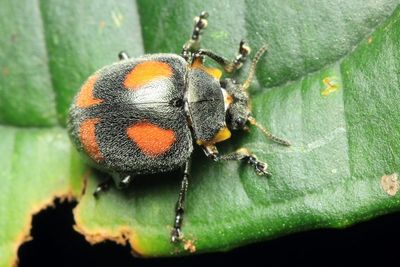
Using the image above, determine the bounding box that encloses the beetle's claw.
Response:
[171,227,183,243]
[93,187,102,198]
[255,161,271,176]
[194,12,209,32]
[239,40,251,57]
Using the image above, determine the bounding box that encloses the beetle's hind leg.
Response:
[171,160,191,243]
[93,178,112,198]
[93,173,133,198]
[203,145,271,176]
[195,40,251,73]
[181,11,209,61]
[113,173,133,189]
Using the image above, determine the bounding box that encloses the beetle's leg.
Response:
[195,40,251,73]
[118,51,130,61]
[171,160,191,243]
[181,11,209,62]
[203,145,271,176]
[93,178,112,198]
[93,173,132,198]
[112,173,133,189]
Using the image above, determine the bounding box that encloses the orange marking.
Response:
[79,118,104,162]
[76,75,103,108]
[191,57,204,68]
[127,121,176,157]
[124,61,173,90]
[196,127,231,145]
[191,58,222,80]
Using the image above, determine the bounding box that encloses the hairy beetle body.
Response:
[68,11,289,243]
[69,54,193,176]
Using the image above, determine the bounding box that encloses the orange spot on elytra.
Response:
[127,121,176,157]
[79,118,104,162]
[76,75,103,108]
[124,61,173,90]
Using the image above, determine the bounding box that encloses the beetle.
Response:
[68,11,290,243]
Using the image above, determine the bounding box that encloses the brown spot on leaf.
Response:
[73,224,132,246]
[183,239,197,253]
[99,20,106,29]
[321,77,339,96]
[73,212,145,256]
[11,33,17,43]
[2,67,10,76]
[381,173,398,196]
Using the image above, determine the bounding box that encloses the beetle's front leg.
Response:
[195,40,251,73]
[203,145,271,176]
[181,11,209,61]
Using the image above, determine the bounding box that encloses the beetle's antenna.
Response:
[248,116,291,146]
[242,45,267,91]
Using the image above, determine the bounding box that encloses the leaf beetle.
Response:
[68,11,290,243]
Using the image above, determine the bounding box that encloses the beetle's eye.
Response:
[236,117,245,127]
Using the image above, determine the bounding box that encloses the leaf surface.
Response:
[1,0,399,264]
[75,1,400,256]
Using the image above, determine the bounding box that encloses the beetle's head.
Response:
[222,79,250,130]
[223,45,267,131]
[223,45,291,146]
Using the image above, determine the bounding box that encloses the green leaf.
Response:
[75,1,400,256]
[0,0,142,265]
[1,0,400,264]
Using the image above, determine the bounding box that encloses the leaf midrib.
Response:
[36,0,59,127]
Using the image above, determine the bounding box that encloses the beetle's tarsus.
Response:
[248,156,272,177]
[231,40,251,72]
[202,146,272,176]
[118,175,132,189]
[181,11,209,61]
[171,227,183,243]
[93,178,112,198]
